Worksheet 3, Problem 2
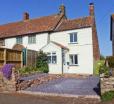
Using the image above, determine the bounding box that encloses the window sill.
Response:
[69,64,79,66]
[28,43,36,45]
[68,42,78,44]
[48,63,57,65]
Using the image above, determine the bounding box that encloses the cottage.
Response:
[0,3,100,74]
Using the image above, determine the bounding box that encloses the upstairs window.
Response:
[47,52,57,64]
[28,35,36,44]
[16,37,23,44]
[69,54,78,65]
[0,39,5,46]
[70,33,77,43]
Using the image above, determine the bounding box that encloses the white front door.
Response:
[62,50,68,73]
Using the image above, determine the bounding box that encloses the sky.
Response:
[0,0,114,56]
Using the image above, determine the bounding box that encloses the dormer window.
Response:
[70,32,77,43]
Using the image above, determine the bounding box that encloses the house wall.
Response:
[42,43,63,74]
[50,27,94,74]
[4,27,94,74]
[5,33,48,51]
[112,21,114,55]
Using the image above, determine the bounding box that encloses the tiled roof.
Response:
[0,14,93,39]
[55,16,94,32]
[0,14,64,39]
[51,41,69,50]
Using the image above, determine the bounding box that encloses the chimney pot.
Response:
[89,3,94,16]
[23,12,29,21]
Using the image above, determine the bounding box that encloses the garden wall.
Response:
[100,77,114,94]
[0,67,18,92]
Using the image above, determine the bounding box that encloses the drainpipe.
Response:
[61,48,64,74]
[47,32,51,44]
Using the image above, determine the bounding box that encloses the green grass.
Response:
[101,91,114,101]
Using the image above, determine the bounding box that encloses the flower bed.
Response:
[2,64,15,79]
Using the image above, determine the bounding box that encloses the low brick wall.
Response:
[100,77,114,94]
[17,74,63,90]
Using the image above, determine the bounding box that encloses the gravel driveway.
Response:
[25,76,100,96]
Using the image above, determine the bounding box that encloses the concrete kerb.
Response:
[18,90,101,101]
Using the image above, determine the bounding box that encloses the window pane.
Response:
[74,55,78,64]
[47,56,51,63]
[28,35,36,44]
[73,33,77,42]
[70,34,73,43]
[70,54,78,65]
[52,56,57,64]
[70,55,73,65]
[16,37,22,44]
[0,39,5,46]
[52,52,56,55]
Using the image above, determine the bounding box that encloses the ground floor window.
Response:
[69,54,78,65]
[47,52,57,64]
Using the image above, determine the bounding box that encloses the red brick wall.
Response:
[92,18,100,61]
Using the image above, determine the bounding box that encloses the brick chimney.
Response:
[89,3,100,61]
[23,12,29,21]
[59,5,66,15]
[89,3,94,16]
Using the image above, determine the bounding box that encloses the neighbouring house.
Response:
[111,14,114,55]
[0,3,100,74]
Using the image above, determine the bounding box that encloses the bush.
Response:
[94,60,105,76]
[2,64,15,79]
[36,51,49,73]
[106,56,114,68]
[19,66,39,76]
[100,55,105,60]
[99,65,110,77]
[101,91,114,101]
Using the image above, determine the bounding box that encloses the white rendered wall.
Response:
[42,42,62,74]
[50,27,93,74]
[5,33,48,51]
[5,37,16,49]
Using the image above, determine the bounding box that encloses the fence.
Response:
[0,48,22,68]
[23,48,37,67]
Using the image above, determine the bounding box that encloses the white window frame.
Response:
[47,52,57,64]
[0,39,5,46]
[16,37,23,44]
[69,32,78,44]
[69,54,78,66]
[28,35,36,44]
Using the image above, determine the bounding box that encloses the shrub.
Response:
[106,56,114,68]
[99,65,110,77]
[36,51,49,73]
[101,91,114,101]
[19,66,39,76]
[2,64,15,79]
[94,60,105,76]
[100,55,105,60]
